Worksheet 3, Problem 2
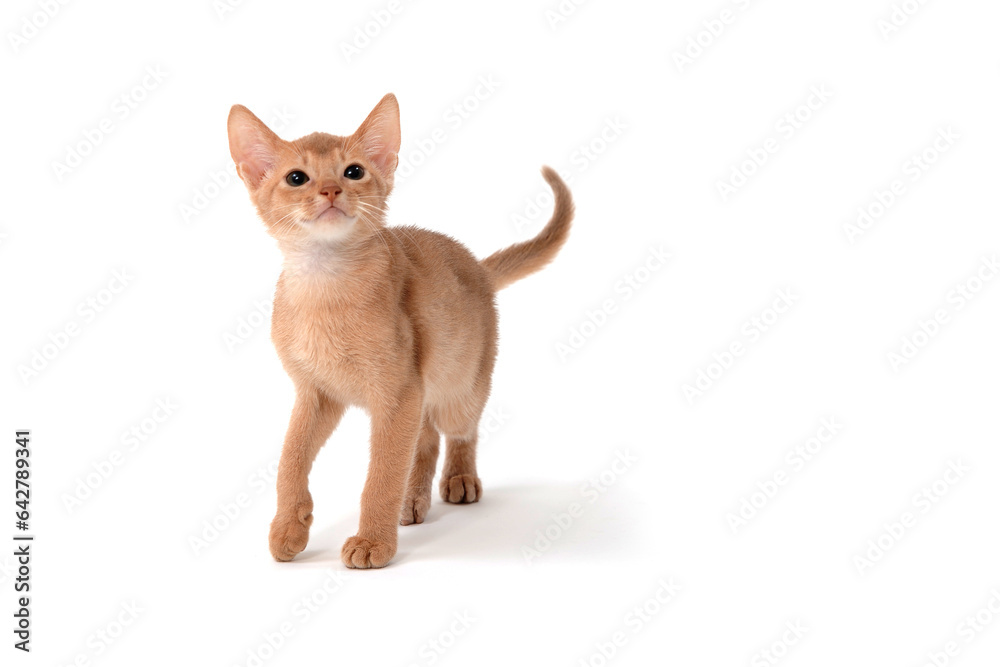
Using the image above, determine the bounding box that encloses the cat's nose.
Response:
[319,184,342,202]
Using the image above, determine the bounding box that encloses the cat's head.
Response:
[227,94,400,245]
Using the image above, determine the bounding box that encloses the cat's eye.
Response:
[344,164,365,180]
[285,170,309,186]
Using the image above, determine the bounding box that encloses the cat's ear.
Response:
[228,105,282,189]
[352,94,401,177]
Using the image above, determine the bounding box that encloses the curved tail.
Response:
[481,166,574,291]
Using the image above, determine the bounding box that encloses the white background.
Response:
[3,0,1000,665]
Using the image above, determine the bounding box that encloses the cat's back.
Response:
[388,225,493,300]
[387,225,498,395]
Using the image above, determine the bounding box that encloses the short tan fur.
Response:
[227,94,573,568]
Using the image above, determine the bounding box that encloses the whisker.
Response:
[356,209,393,262]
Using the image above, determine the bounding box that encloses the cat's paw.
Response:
[341,535,395,569]
[440,474,482,504]
[400,491,431,525]
[269,508,313,562]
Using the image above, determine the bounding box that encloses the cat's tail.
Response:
[481,166,574,291]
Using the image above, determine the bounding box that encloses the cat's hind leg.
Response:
[429,340,495,505]
[400,417,440,525]
[440,432,482,503]
[434,401,486,504]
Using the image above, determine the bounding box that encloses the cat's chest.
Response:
[270,273,395,398]
[274,282,365,361]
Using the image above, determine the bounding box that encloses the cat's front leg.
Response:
[269,387,344,562]
[341,385,423,568]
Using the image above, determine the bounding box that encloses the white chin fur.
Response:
[306,216,356,242]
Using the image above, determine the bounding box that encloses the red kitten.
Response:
[228,94,573,568]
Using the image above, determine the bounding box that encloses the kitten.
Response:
[227,94,573,568]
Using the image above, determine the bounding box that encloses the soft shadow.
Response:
[292,514,359,565]
[397,482,636,565]
[279,482,636,567]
